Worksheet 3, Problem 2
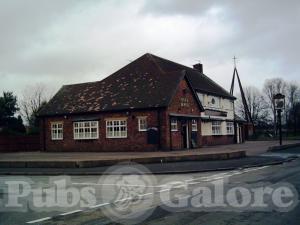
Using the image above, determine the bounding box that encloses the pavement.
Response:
[0,149,246,168]
[0,140,299,174]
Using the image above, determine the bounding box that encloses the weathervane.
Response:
[233,56,237,68]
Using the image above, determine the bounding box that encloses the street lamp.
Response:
[273,93,285,145]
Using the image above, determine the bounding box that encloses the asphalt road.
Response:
[0,155,289,175]
[0,148,300,225]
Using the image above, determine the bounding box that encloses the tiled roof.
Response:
[149,54,236,99]
[39,53,235,116]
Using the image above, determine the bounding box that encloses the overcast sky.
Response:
[0,0,299,98]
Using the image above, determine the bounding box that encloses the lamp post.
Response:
[273,93,285,145]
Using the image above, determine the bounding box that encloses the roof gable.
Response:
[149,54,235,99]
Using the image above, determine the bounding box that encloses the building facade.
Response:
[197,92,235,145]
[39,53,239,152]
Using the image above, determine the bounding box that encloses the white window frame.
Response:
[226,122,234,135]
[106,119,127,138]
[191,119,198,131]
[51,122,63,140]
[212,121,222,135]
[73,121,99,140]
[138,117,147,131]
[171,118,178,131]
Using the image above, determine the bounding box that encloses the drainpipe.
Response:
[42,118,46,151]
[157,109,161,150]
[169,116,172,151]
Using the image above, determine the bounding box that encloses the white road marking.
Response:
[138,192,154,197]
[60,209,83,216]
[26,217,52,224]
[72,182,163,188]
[157,189,171,193]
[185,172,229,182]
[184,166,271,184]
[89,202,110,209]
[243,166,269,172]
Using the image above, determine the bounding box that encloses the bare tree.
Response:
[236,86,270,127]
[20,83,52,132]
[263,78,287,135]
[286,81,300,134]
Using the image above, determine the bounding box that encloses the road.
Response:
[0,148,299,225]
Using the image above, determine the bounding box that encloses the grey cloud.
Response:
[141,0,216,16]
[0,0,299,99]
[142,0,300,72]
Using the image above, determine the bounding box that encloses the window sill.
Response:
[74,138,98,140]
[106,136,128,139]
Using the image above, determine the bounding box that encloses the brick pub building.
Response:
[39,53,242,152]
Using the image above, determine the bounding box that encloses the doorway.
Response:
[181,121,189,149]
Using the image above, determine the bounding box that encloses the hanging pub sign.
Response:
[273,93,285,110]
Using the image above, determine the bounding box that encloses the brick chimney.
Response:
[193,63,203,73]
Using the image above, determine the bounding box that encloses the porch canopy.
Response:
[169,113,201,118]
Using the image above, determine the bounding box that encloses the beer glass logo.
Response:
[98,163,156,224]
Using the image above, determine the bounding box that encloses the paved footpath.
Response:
[0,140,299,162]
[0,140,299,173]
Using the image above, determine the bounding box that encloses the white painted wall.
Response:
[201,121,231,136]
[197,92,235,120]
[198,92,235,136]
[201,121,213,136]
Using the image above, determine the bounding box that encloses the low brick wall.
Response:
[201,135,235,146]
[0,135,40,152]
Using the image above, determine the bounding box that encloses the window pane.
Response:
[51,122,63,140]
[73,121,98,139]
[106,119,127,138]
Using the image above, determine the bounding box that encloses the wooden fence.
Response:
[0,134,40,152]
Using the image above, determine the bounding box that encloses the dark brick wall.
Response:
[42,110,160,152]
[201,135,235,146]
[166,78,202,150]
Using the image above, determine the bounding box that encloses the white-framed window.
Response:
[106,119,127,138]
[212,121,222,135]
[138,117,147,131]
[73,121,99,140]
[51,122,63,140]
[226,122,234,135]
[191,119,198,131]
[171,118,178,131]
